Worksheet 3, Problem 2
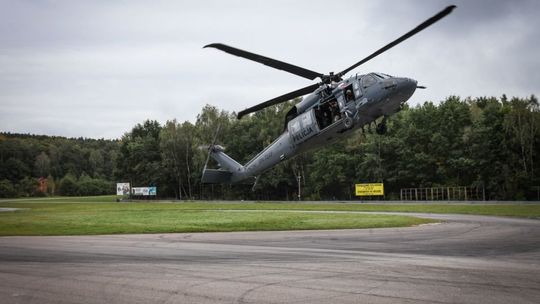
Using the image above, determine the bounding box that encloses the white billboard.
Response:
[116,183,130,195]
[132,187,157,196]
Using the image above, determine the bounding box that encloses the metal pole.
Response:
[297,174,301,201]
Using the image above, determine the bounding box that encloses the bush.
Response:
[78,174,113,195]
[0,179,17,198]
[58,174,79,196]
[18,177,38,197]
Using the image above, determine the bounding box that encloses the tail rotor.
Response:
[201,124,221,183]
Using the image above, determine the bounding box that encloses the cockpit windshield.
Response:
[374,73,392,79]
[361,75,377,88]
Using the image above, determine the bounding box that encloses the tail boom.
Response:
[201,145,249,184]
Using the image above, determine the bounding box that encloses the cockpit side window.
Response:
[362,75,377,88]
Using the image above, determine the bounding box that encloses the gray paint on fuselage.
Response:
[205,73,417,184]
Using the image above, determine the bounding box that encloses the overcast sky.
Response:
[1,0,538,139]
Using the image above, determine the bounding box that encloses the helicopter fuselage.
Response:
[221,72,417,183]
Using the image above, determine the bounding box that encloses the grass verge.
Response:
[0,202,434,236]
[3,196,540,218]
[1,196,538,236]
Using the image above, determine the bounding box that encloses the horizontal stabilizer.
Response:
[202,169,233,184]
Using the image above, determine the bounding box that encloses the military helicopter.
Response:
[201,5,456,184]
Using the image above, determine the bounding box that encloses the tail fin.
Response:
[208,145,243,171]
[200,124,252,184]
[201,145,244,184]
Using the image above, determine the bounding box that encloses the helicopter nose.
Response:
[396,77,417,100]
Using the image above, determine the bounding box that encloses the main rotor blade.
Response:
[337,5,456,78]
[237,83,320,119]
[204,43,324,81]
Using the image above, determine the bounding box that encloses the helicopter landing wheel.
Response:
[343,117,354,129]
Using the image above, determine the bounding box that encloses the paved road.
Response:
[0,213,539,303]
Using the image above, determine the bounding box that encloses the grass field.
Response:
[1,196,538,236]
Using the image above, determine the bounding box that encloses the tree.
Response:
[18,177,38,197]
[34,152,51,177]
[46,174,56,196]
[307,143,355,200]
[2,94,538,200]
[504,96,539,179]
[88,150,104,177]
[77,173,112,196]
[58,173,79,196]
[3,158,30,182]
[116,120,163,189]
[468,100,505,198]
[160,120,197,199]
[0,179,16,198]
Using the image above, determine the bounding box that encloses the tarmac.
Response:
[0,212,539,303]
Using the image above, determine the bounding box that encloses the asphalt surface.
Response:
[0,213,539,304]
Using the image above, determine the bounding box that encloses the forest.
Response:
[1,95,539,200]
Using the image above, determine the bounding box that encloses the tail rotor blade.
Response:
[202,124,221,174]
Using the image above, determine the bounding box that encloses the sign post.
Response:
[131,187,158,200]
[116,183,131,202]
[297,175,301,201]
[116,183,131,195]
[355,183,384,198]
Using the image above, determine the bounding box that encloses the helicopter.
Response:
[201,5,456,185]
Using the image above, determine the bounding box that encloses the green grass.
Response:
[1,196,538,236]
[3,196,540,218]
[0,201,434,236]
[206,202,540,218]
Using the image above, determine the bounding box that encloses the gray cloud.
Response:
[0,0,538,138]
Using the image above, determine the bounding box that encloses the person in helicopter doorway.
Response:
[322,110,332,128]
[345,89,355,102]
[329,100,341,123]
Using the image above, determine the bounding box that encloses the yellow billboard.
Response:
[355,183,384,196]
